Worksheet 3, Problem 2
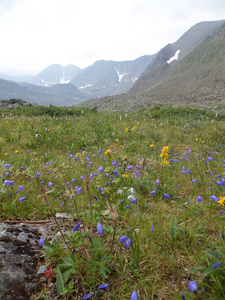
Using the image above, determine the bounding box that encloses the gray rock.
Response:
[55,212,72,219]
[0,223,46,300]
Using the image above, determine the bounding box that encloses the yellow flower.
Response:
[218,196,225,206]
[160,146,169,159]
[116,139,118,142]
[195,138,199,141]
[161,159,170,167]
[125,128,128,134]
[122,174,128,178]
[150,144,154,147]
[5,152,8,156]
[15,150,19,154]
[104,149,111,156]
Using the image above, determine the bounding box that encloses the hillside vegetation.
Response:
[0,105,225,299]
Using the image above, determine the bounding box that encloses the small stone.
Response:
[38,265,47,275]
[55,213,72,219]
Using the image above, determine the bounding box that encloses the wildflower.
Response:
[97,223,104,234]
[208,156,214,161]
[80,176,84,180]
[98,283,108,290]
[15,150,19,154]
[161,159,170,167]
[61,202,64,207]
[188,281,198,293]
[48,182,53,187]
[119,235,127,243]
[82,293,93,300]
[197,196,203,203]
[150,190,156,196]
[218,196,225,206]
[36,172,41,178]
[120,199,124,203]
[93,196,98,201]
[160,146,169,159]
[130,290,138,300]
[164,193,170,199]
[76,187,82,194]
[18,186,24,191]
[19,197,26,202]
[125,238,131,249]
[73,222,81,231]
[4,164,11,168]
[5,152,8,156]
[104,149,111,156]
[39,238,45,247]
[150,144,154,147]
[125,205,130,209]
[212,262,221,268]
[125,128,128,133]
[156,179,160,185]
[192,179,197,183]
[4,180,14,186]
[42,266,53,281]
[127,165,133,170]
[71,178,75,183]
[131,198,137,204]
[98,166,103,173]
[151,225,154,232]
[116,138,118,142]
[210,195,219,202]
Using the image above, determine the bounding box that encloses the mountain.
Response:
[78,20,225,111]
[0,74,32,82]
[0,79,89,106]
[28,64,81,87]
[69,55,155,98]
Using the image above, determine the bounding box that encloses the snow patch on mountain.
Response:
[167,50,180,64]
[115,68,126,82]
[79,84,93,89]
[41,79,48,87]
[132,76,138,83]
[60,70,71,84]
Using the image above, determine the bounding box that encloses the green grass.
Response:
[0,105,225,299]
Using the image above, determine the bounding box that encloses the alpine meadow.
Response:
[1,104,225,299]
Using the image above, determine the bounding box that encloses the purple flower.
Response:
[48,182,53,187]
[208,157,214,161]
[18,186,24,191]
[41,181,44,185]
[150,190,156,196]
[164,193,170,199]
[136,165,141,169]
[76,187,82,194]
[39,238,45,247]
[65,181,70,186]
[90,173,93,180]
[97,223,104,234]
[36,172,41,178]
[71,178,75,183]
[192,179,197,183]
[212,262,221,268]
[19,196,26,202]
[98,166,103,173]
[73,222,81,231]
[98,283,108,290]
[156,179,160,185]
[93,196,98,201]
[21,166,25,170]
[61,202,64,207]
[125,205,130,209]
[82,292,93,300]
[197,196,203,203]
[4,164,11,168]
[188,281,198,293]
[127,165,133,170]
[4,180,14,186]
[5,172,9,176]
[80,176,84,180]
[210,195,219,202]
[125,238,131,249]
[130,290,138,300]
[119,235,127,243]
[131,198,137,204]
[151,225,154,232]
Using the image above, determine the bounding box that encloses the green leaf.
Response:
[176,223,186,238]
[56,268,65,295]
[189,266,207,273]
[170,221,176,240]
[202,268,225,279]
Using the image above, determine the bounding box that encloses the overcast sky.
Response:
[1,0,225,75]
